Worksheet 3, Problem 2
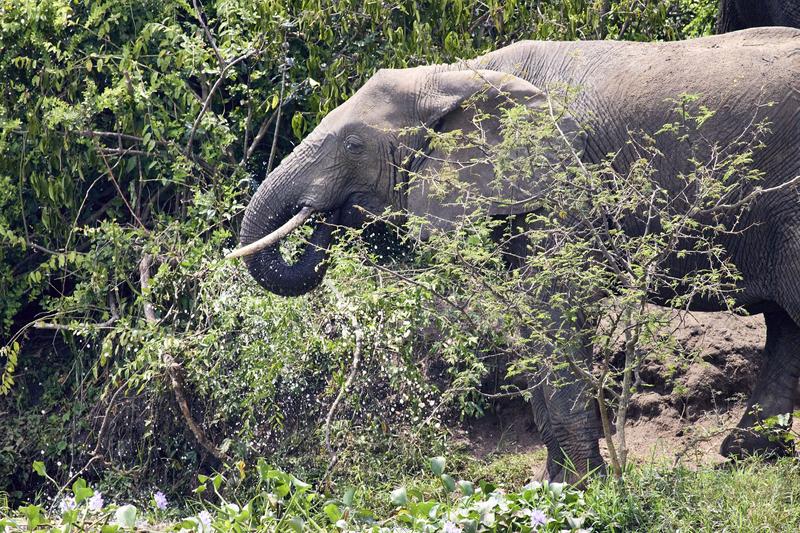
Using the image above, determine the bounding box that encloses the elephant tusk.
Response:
[225,206,315,260]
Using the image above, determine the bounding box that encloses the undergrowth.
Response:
[2,457,799,532]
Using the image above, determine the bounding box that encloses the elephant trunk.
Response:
[239,168,339,297]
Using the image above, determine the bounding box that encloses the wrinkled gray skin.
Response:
[239,28,800,482]
[717,0,800,32]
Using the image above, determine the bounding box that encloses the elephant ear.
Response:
[406,69,580,238]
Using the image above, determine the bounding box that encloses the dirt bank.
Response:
[466,310,771,472]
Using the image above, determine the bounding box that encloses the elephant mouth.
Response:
[230,191,368,297]
[228,195,367,260]
[226,205,318,260]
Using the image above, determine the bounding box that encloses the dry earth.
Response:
[464,310,773,473]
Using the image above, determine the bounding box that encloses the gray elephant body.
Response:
[238,28,800,480]
[717,0,800,32]
[469,28,800,478]
[473,29,799,311]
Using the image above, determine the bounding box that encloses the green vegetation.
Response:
[6,1,795,533]
[2,457,800,531]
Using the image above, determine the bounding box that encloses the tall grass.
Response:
[589,458,800,532]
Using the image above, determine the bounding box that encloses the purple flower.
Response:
[530,509,547,528]
[197,510,213,532]
[88,492,104,511]
[58,496,76,513]
[154,491,168,510]
[442,521,463,533]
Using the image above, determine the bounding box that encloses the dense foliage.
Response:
[1,0,719,507]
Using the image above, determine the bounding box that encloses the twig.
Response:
[322,321,363,479]
[185,50,257,153]
[696,174,800,215]
[98,149,146,229]
[28,242,59,255]
[34,317,117,331]
[91,378,131,458]
[266,69,286,174]
[243,109,278,164]
[192,0,225,68]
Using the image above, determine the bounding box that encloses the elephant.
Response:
[230,27,800,481]
[717,0,800,32]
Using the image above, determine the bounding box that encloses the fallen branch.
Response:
[139,254,228,462]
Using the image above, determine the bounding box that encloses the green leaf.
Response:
[390,487,408,507]
[323,503,341,523]
[291,476,311,491]
[291,112,305,140]
[342,487,355,507]
[32,461,46,478]
[286,517,304,532]
[430,456,446,476]
[275,483,290,498]
[115,504,137,529]
[18,505,43,529]
[440,474,456,492]
[62,509,79,525]
[457,480,474,495]
[74,485,94,504]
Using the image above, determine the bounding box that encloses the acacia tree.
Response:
[377,85,796,478]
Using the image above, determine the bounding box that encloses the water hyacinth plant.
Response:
[153,491,168,511]
[4,458,800,531]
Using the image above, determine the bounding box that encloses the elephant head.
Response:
[230,66,556,295]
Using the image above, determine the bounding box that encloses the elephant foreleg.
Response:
[529,382,567,480]
[529,368,605,483]
[721,308,800,458]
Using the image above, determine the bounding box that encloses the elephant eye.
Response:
[343,135,364,155]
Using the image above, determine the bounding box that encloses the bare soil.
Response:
[465,310,771,471]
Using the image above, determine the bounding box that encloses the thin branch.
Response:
[266,69,286,174]
[185,50,257,153]
[322,315,364,482]
[696,174,800,215]
[243,109,278,164]
[192,0,225,68]
[98,149,146,229]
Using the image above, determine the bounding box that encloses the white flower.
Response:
[88,492,104,511]
[442,521,463,533]
[153,491,168,510]
[58,496,76,513]
[530,509,547,528]
[197,510,213,532]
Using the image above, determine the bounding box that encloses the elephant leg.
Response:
[541,377,605,483]
[529,382,566,480]
[721,308,800,458]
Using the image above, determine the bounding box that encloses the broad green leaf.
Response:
[390,487,408,507]
[429,456,446,476]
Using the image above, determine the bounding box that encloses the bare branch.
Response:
[185,50,257,153]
